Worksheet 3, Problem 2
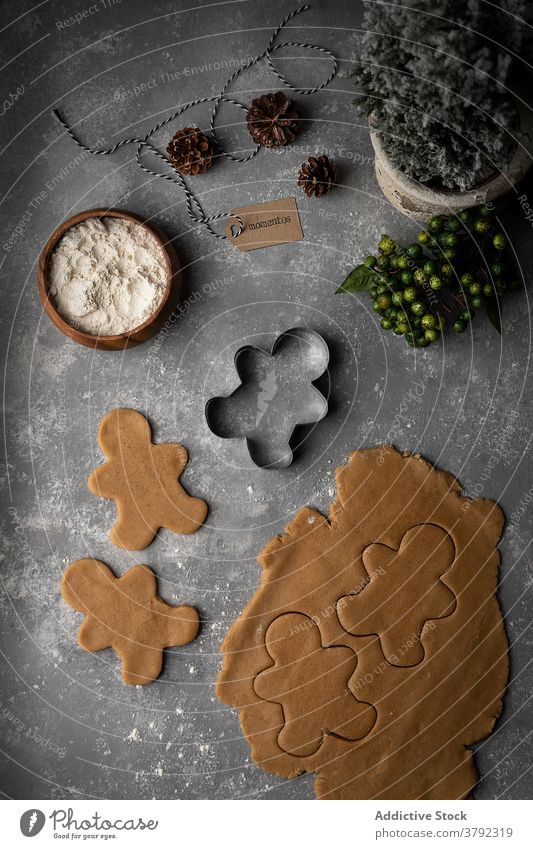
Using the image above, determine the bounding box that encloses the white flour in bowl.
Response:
[48,216,168,335]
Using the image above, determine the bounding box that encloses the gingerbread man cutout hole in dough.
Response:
[337,524,456,667]
[254,613,376,757]
[88,408,208,550]
[62,559,200,685]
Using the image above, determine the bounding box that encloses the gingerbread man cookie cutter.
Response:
[205,327,330,469]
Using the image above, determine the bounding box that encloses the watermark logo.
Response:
[20,809,45,837]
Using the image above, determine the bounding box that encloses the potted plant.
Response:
[351,0,532,220]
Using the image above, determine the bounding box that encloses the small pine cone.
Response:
[246,91,300,147]
[166,127,214,176]
[298,155,337,198]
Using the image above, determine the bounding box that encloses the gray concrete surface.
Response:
[1,0,531,800]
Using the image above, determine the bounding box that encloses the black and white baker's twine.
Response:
[52,4,338,240]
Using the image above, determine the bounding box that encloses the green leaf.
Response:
[485,297,502,334]
[336,265,376,294]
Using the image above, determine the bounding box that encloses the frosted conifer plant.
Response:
[352,1,527,190]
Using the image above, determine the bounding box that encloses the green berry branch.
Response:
[337,206,520,348]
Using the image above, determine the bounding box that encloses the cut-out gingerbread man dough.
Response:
[337,524,456,667]
[206,328,328,468]
[254,613,376,756]
[61,558,200,685]
[88,408,207,550]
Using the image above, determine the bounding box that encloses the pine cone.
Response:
[298,155,337,198]
[246,91,300,147]
[166,127,214,176]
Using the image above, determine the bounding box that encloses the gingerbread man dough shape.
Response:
[337,524,456,666]
[61,559,200,685]
[88,408,208,550]
[254,613,376,756]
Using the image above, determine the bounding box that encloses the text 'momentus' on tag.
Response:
[226,197,303,251]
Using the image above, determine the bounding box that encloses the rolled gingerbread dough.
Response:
[216,446,508,799]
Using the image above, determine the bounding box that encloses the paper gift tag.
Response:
[226,197,303,251]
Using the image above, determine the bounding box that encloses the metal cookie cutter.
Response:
[205,327,330,469]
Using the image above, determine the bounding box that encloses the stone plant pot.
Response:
[369,102,533,221]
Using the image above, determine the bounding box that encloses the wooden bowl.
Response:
[37,208,181,350]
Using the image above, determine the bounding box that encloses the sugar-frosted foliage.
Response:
[352,1,527,190]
